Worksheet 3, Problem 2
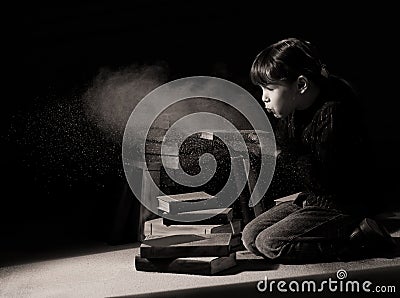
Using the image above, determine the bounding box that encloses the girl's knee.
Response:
[241,219,262,244]
[254,232,287,260]
[242,222,268,256]
[241,224,257,251]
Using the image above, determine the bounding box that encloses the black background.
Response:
[2,1,399,261]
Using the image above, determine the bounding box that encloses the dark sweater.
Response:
[271,75,370,215]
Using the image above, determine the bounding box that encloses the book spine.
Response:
[162,211,233,225]
[140,245,231,259]
[135,253,236,275]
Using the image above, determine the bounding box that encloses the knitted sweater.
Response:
[270,75,370,215]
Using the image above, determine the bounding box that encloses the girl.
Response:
[242,38,395,263]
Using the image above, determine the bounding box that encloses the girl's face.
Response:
[260,81,298,119]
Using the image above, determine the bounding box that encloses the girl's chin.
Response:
[265,107,285,119]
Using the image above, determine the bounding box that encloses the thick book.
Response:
[210,219,242,235]
[162,208,234,226]
[274,192,301,205]
[229,233,244,252]
[144,217,222,236]
[157,191,220,214]
[144,218,242,237]
[134,253,236,275]
[140,233,232,258]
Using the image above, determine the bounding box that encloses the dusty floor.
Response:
[1,211,399,297]
[1,239,399,297]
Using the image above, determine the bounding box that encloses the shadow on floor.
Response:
[214,259,280,275]
[0,240,140,268]
[116,265,400,298]
[0,207,140,268]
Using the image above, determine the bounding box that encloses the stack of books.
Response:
[135,191,244,275]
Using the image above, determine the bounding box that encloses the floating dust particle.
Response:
[82,63,169,144]
[10,63,170,194]
[13,93,121,193]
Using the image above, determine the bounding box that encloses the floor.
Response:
[1,240,400,298]
[1,213,400,298]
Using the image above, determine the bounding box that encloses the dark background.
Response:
[2,1,399,263]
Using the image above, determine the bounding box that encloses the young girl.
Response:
[242,37,395,263]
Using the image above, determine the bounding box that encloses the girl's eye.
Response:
[265,86,274,91]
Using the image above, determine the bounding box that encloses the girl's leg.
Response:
[241,201,301,256]
[254,206,360,263]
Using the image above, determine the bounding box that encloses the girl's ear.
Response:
[297,75,309,94]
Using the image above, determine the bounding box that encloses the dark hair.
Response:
[250,38,328,87]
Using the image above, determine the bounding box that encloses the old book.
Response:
[157,191,219,214]
[229,233,244,252]
[274,192,301,205]
[140,233,232,258]
[162,208,233,225]
[134,253,236,275]
[210,219,242,235]
[144,217,222,236]
[144,218,242,237]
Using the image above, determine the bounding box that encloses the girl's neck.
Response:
[296,82,321,111]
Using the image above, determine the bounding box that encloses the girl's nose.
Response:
[262,96,270,103]
[262,92,270,103]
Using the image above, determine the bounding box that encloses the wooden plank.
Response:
[137,168,161,241]
[132,160,162,171]
[207,129,273,153]
[231,156,254,225]
[160,155,180,169]
[146,128,167,143]
[134,253,236,275]
[107,180,140,245]
[140,233,232,258]
[242,155,266,217]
